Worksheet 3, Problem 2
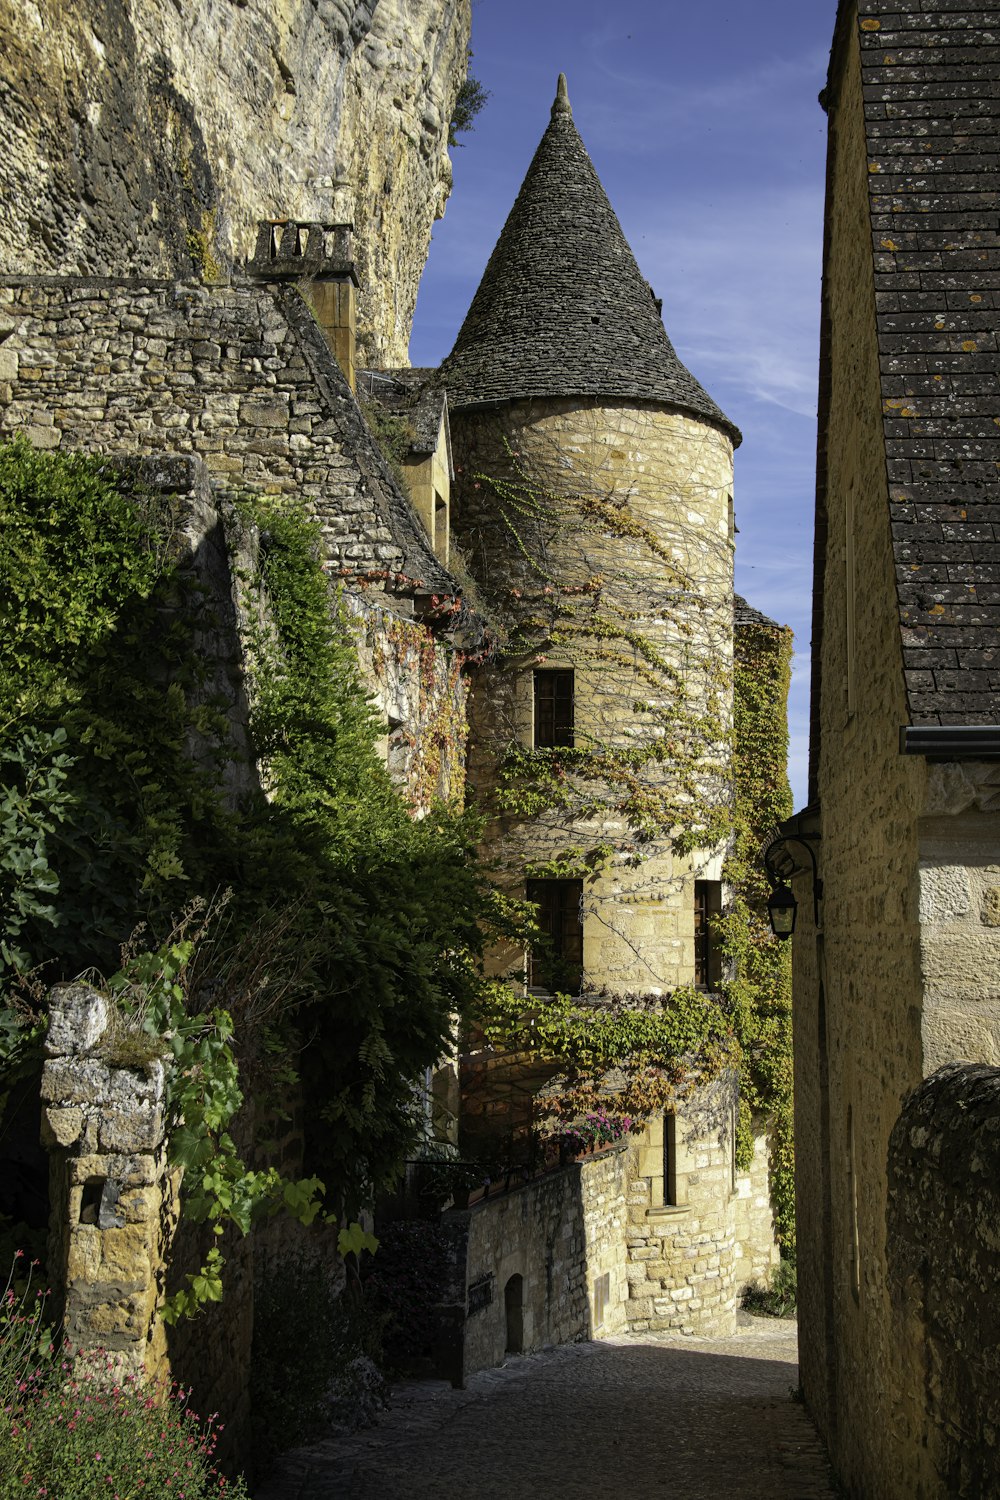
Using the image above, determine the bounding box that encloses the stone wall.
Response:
[625,1077,750,1338]
[795,11,1000,1497]
[0,276,452,591]
[0,0,470,366]
[20,412,468,1465]
[348,590,469,813]
[886,1063,1000,1498]
[453,1146,630,1379]
[917,766,1000,1071]
[451,397,734,995]
[794,15,928,1493]
[733,1118,782,1287]
[40,983,173,1383]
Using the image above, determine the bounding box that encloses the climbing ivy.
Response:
[448,426,741,1144]
[0,442,507,1305]
[468,439,732,861]
[102,936,323,1323]
[455,428,793,1244]
[476,980,734,1125]
[718,609,795,1250]
[367,610,467,813]
[232,499,508,1212]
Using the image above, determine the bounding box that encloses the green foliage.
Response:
[105,938,324,1322]
[0,436,235,982]
[476,981,734,1124]
[251,1252,386,1471]
[0,440,505,1306]
[1,1253,247,1495]
[0,730,75,977]
[741,1255,797,1319]
[719,613,795,1247]
[362,1221,458,1373]
[449,54,490,146]
[237,499,507,1212]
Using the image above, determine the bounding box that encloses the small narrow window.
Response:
[533,669,574,749]
[848,1105,860,1304]
[846,485,857,718]
[694,880,723,988]
[527,878,583,993]
[663,1112,677,1206]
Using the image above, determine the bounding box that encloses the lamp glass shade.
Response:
[767,883,797,939]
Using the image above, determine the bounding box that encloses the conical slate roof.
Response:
[439,76,740,444]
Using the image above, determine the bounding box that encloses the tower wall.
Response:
[450,396,763,1337]
[452,397,735,995]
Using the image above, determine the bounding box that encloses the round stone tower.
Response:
[440,74,741,1000]
[438,79,772,1338]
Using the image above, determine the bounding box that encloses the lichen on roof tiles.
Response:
[438,75,740,443]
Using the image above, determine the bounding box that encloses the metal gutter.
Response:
[900,726,1000,760]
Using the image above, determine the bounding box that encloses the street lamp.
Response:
[766,882,798,940]
[762,830,822,938]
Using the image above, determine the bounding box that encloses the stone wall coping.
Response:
[0,275,214,292]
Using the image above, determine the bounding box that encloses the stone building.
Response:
[0,1,786,1424]
[433,76,779,1342]
[790,3,1000,1495]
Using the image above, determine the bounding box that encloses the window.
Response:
[592,1271,610,1329]
[663,1112,678,1206]
[533,669,574,748]
[694,880,723,988]
[845,484,856,718]
[527,878,583,993]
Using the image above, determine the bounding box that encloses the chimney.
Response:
[248,220,360,392]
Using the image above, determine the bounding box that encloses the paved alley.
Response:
[256,1316,834,1499]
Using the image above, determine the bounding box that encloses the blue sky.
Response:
[409,0,838,810]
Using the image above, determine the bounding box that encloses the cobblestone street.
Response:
[256,1316,834,1499]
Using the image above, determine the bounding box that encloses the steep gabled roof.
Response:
[438,75,740,443]
[857,2,1000,727]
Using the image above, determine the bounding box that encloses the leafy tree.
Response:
[449,52,490,145]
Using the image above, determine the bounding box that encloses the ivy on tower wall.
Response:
[721,604,795,1250]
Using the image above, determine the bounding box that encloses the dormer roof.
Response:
[439,75,740,444]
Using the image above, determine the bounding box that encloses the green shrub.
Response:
[0,1253,248,1497]
[363,1222,457,1374]
[251,1251,386,1472]
[741,1256,797,1319]
[0,442,507,1267]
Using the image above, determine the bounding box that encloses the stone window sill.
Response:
[646,1204,690,1220]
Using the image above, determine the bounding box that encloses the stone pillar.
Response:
[307,278,357,392]
[40,983,173,1382]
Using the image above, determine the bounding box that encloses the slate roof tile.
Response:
[843,2,1000,729]
[438,76,739,444]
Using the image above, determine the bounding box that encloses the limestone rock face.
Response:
[0,0,470,365]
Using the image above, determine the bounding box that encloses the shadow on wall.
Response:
[887,1062,1000,1498]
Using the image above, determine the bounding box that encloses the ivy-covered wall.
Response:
[0,436,492,1461]
[444,394,789,1332]
[727,598,795,1251]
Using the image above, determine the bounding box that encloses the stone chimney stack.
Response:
[248,220,360,391]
